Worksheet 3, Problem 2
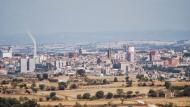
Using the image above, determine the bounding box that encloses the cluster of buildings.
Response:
[0,42,190,81]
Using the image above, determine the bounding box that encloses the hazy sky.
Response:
[0,0,190,42]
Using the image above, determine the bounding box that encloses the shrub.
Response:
[70,84,78,89]
[114,77,118,82]
[158,90,165,97]
[106,92,113,99]
[50,92,56,98]
[183,87,190,96]
[127,91,133,95]
[51,96,59,101]
[116,89,124,97]
[135,91,140,95]
[165,81,171,89]
[77,94,82,99]
[102,79,109,84]
[90,96,97,101]
[39,84,46,90]
[50,86,56,91]
[43,73,48,79]
[148,89,157,97]
[126,91,133,98]
[96,91,104,99]
[83,93,91,99]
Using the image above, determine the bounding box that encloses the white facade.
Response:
[21,58,27,73]
[20,58,36,73]
[29,58,35,72]
[0,48,12,58]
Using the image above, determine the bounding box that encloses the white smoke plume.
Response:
[26,31,37,58]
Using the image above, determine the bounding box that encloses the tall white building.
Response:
[21,58,27,73]
[20,58,35,73]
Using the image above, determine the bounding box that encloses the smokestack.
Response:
[26,32,37,58]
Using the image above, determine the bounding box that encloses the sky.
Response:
[0,0,190,43]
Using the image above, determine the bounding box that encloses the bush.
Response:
[116,89,124,97]
[158,90,165,97]
[70,84,78,89]
[127,91,133,95]
[50,92,56,98]
[102,79,109,84]
[39,84,46,90]
[90,96,97,101]
[135,91,140,95]
[126,91,133,98]
[106,92,113,99]
[183,87,190,96]
[43,73,48,79]
[51,96,59,101]
[77,94,82,99]
[148,89,157,97]
[96,91,104,99]
[114,77,118,82]
[165,81,172,89]
[83,93,91,99]
[50,86,56,91]
[0,97,38,107]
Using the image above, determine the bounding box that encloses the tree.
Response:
[135,91,140,95]
[39,84,45,90]
[77,69,86,77]
[148,89,157,97]
[158,90,165,97]
[127,91,133,95]
[127,91,133,98]
[125,76,132,87]
[127,80,133,87]
[50,92,56,98]
[106,92,113,99]
[83,93,91,99]
[114,77,118,82]
[125,76,129,82]
[102,79,108,84]
[43,73,48,80]
[116,89,124,97]
[70,84,78,89]
[96,91,104,99]
[37,74,43,81]
[165,81,172,89]
[31,81,36,88]
[22,99,38,107]
[183,87,190,96]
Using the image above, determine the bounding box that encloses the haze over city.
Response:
[1,0,190,44]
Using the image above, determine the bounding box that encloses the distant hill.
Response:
[0,30,189,45]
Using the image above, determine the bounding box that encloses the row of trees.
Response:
[77,89,140,100]
[0,97,38,107]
